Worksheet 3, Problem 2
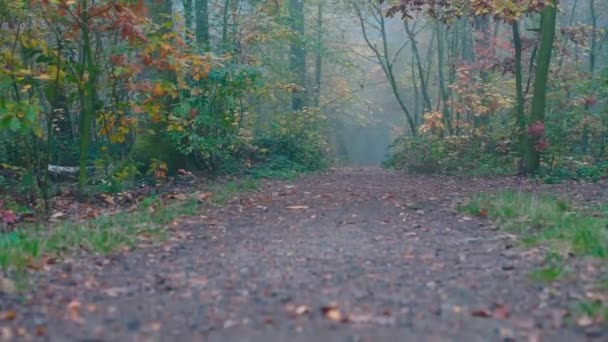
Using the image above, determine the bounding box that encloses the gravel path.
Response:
[1,168,606,341]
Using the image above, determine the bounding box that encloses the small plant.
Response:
[578,300,608,324]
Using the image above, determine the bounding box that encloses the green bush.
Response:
[255,107,329,172]
[384,133,514,175]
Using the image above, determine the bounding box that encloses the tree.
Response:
[195,0,210,51]
[522,0,558,174]
[289,0,307,110]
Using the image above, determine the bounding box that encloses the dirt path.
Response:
[1,168,607,341]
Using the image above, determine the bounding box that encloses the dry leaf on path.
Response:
[0,310,17,321]
[321,304,343,322]
[287,205,309,210]
[67,300,84,323]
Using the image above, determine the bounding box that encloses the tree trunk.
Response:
[589,0,597,74]
[522,1,558,174]
[313,1,323,107]
[195,0,210,51]
[172,0,186,42]
[78,0,97,198]
[289,0,307,110]
[405,22,432,113]
[436,22,451,135]
[512,21,526,173]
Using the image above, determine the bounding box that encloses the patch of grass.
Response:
[208,178,260,205]
[529,252,568,283]
[529,265,567,282]
[578,300,608,322]
[459,190,608,258]
[0,198,199,273]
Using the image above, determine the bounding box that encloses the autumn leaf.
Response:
[0,310,17,321]
[321,304,344,322]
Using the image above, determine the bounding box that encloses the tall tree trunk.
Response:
[221,0,231,52]
[522,0,558,174]
[313,1,323,107]
[172,0,186,42]
[436,22,451,134]
[405,22,432,113]
[289,0,307,110]
[512,21,526,173]
[195,0,210,51]
[78,0,97,198]
[589,0,597,74]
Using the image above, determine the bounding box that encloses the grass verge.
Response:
[0,197,200,276]
[459,190,608,325]
[459,190,608,258]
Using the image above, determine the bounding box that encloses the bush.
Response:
[255,107,329,172]
[384,133,514,175]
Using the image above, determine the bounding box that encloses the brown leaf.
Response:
[493,304,510,319]
[35,326,46,336]
[295,305,311,315]
[478,208,488,217]
[0,310,17,321]
[67,300,83,323]
[100,194,116,205]
[471,309,492,318]
[321,304,343,322]
[287,205,309,210]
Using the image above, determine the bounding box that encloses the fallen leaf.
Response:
[321,304,343,322]
[576,315,593,327]
[0,310,17,321]
[295,305,311,315]
[67,300,83,323]
[35,326,46,336]
[478,208,488,217]
[493,304,510,319]
[100,194,116,205]
[287,205,309,210]
[471,309,492,318]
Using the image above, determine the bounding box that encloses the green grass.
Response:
[207,178,261,206]
[459,190,608,258]
[0,197,200,273]
[578,300,608,322]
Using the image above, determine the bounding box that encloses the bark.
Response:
[405,22,432,113]
[313,1,323,107]
[436,22,451,134]
[289,0,307,110]
[522,1,558,174]
[78,0,97,198]
[512,21,526,173]
[195,0,210,51]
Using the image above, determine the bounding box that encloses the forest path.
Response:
[2,168,607,341]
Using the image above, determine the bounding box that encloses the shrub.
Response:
[255,107,329,172]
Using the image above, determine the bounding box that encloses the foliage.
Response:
[255,107,330,172]
[384,132,515,175]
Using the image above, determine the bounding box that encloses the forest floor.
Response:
[1,167,607,341]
